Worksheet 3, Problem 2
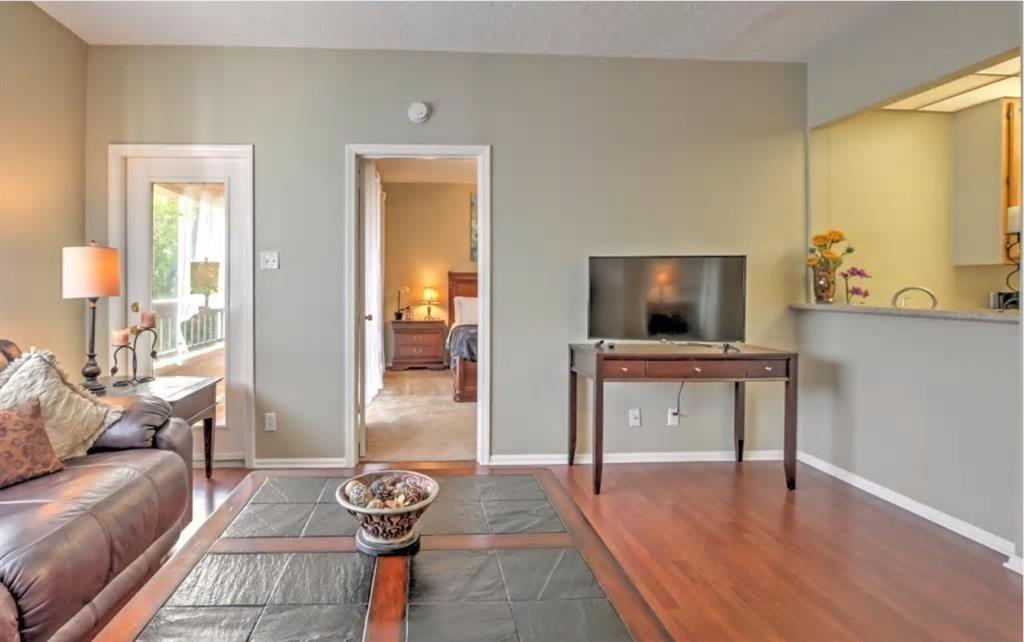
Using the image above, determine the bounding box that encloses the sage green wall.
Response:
[796,310,1022,554]
[0,3,86,368]
[83,47,806,459]
[807,1,1022,127]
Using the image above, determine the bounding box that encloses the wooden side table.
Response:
[390,320,447,370]
[101,375,222,478]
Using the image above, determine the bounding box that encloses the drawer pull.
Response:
[621,367,629,372]
[413,348,422,354]
[693,367,702,373]
[764,366,773,372]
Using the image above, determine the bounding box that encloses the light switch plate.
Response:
[259,250,280,270]
[628,408,641,427]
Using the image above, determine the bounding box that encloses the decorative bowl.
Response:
[335,470,439,555]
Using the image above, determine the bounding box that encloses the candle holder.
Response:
[110,326,160,386]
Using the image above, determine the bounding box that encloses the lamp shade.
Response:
[62,243,121,299]
[421,287,440,304]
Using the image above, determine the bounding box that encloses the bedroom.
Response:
[360,156,481,461]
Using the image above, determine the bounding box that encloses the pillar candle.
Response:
[112,328,131,346]
[140,311,156,328]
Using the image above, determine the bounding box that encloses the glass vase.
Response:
[812,263,837,304]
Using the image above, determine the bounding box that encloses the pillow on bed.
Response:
[454,296,479,325]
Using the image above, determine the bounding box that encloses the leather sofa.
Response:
[0,344,192,642]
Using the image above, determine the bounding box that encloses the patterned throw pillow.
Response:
[0,349,123,460]
[0,399,64,489]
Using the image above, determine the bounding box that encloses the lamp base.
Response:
[81,376,106,394]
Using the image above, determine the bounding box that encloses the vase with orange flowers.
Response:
[805,229,855,303]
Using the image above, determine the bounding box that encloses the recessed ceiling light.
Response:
[977,57,1021,76]
[921,76,1021,112]
[884,75,1004,110]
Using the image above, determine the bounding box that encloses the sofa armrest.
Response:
[154,417,193,525]
[0,582,19,642]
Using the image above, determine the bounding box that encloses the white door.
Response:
[361,161,386,457]
[124,156,251,462]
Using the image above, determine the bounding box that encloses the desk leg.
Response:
[734,381,746,462]
[784,356,798,490]
[203,417,215,479]
[593,374,604,494]
[568,364,578,466]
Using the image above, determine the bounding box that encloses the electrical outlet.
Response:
[264,412,277,432]
[259,250,280,270]
[667,408,679,426]
[628,408,641,427]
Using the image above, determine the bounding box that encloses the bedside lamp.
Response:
[63,242,121,393]
[421,287,441,320]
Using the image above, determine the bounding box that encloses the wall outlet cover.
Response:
[667,408,679,426]
[259,250,280,270]
[264,412,277,432]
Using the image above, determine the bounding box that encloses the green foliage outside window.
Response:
[152,192,180,300]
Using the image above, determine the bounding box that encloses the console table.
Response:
[568,343,797,494]
[101,375,222,478]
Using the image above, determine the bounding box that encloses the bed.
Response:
[447,271,478,402]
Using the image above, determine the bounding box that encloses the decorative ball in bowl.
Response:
[335,470,439,555]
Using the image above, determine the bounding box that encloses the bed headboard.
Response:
[447,271,478,323]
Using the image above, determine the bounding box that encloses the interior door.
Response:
[125,157,248,461]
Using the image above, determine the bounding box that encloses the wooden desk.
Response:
[101,376,222,478]
[568,343,797,494]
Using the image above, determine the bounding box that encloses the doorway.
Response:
[344,145,491,466]
[108,145,255,467]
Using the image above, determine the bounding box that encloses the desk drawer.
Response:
[600,360,647,378]
[746,361,787,378]
[647,360,751,380]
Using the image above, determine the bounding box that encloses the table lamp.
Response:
[63,242,121,393]
[421,287,441,320]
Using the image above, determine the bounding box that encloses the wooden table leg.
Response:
[203,417,215,479]
[593,374,604,494]
[734,381,746,462]
[568,362,578,466]
[784,356,798,490]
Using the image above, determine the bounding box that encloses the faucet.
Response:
[891,286,938,309]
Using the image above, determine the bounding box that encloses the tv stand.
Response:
[569,342,798,494]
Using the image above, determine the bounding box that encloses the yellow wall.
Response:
[0,3,86,368]
[382,182,476,363]
[810,109,1008,309]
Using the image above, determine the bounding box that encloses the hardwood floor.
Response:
[189,461,1022,641]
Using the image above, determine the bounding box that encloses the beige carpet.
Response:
[364,369,476,461]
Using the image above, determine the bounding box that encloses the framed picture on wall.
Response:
[470,193,478,261]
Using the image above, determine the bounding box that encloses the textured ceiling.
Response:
[36,1,893,63]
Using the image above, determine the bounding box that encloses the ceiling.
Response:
[36,1,893,63]
[885,56,1021,113]
[376,159,476,185]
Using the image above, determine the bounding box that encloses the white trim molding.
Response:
[796,451,1018,561]
[192,452,247,468]
[489,450,783,466]
[1003,555,1023,575]
[107,144,256,470]
[344,144,492,468]
[252,458,349,469]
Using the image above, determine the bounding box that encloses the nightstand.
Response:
[391,320,447,370]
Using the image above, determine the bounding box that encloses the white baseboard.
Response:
[251,457,348,469]
[796,450,1017,559]
[191,451,245,467]
[488,450,782,466]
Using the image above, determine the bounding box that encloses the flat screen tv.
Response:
[588,255,746,341]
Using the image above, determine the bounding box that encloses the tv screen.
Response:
[588,256,746,341]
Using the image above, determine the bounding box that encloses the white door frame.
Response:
[107,144,255,468]
[344,144,492,467]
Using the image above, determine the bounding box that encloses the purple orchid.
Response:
[839,266,871,279]
[848,286,869,298]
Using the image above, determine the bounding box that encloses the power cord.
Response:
[675,381,685,416]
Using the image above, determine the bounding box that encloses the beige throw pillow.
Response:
[0,349,123,460]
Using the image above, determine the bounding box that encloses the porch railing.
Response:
[153,299,226,357]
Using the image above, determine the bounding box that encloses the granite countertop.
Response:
[790,303,1020,324]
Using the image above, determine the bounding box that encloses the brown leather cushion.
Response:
[0,449,189,641]
[0,340,21,363]
[0,399,64,489]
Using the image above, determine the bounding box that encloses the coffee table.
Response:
[95,468,669,641]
